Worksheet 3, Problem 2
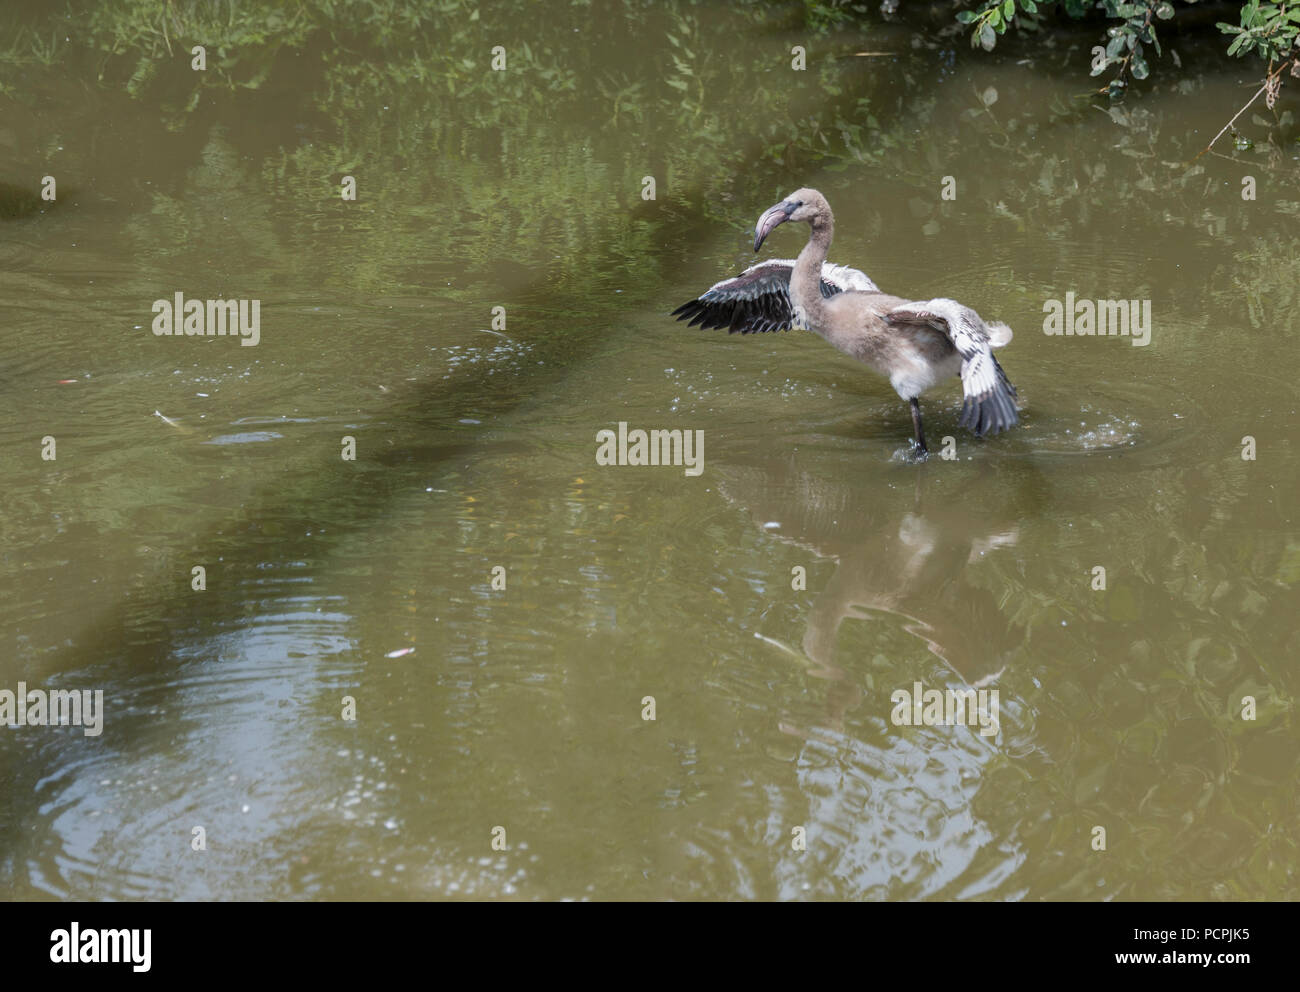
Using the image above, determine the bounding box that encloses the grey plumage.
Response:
[671,188,1019,451]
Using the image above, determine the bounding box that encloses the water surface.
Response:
[1,1,1296,900]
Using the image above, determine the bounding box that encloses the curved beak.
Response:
[753,201,797,252]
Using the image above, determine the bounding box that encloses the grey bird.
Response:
[672,188,1018,456]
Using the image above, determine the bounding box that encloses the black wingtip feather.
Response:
[960,357,1020,438]
[960,386,1019,437]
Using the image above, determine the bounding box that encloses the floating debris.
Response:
[154,410,188,432]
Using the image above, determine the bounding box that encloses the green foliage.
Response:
[1218,0,1300,61]
[958,0,1029,52]
[956,0,1300,98]
[801,0,871,31]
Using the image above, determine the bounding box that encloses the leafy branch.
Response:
[956,0,1298,97]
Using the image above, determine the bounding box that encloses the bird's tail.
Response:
[986,321,1013,349]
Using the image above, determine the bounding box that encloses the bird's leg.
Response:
[909,398,928,458]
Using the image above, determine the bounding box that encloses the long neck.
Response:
[789,215,833,327]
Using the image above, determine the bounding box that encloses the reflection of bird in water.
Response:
[717,455,1024,740]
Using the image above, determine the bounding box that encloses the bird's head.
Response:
[753,188,829,252]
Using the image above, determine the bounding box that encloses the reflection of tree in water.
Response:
[7,0,1300,331]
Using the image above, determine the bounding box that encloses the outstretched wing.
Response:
[671,260,877,335]
[885,299,1019,437]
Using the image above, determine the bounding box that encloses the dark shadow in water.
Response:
[0,84,896,898]
[0,180,55,220]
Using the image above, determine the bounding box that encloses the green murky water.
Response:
[1,1,1296,900]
